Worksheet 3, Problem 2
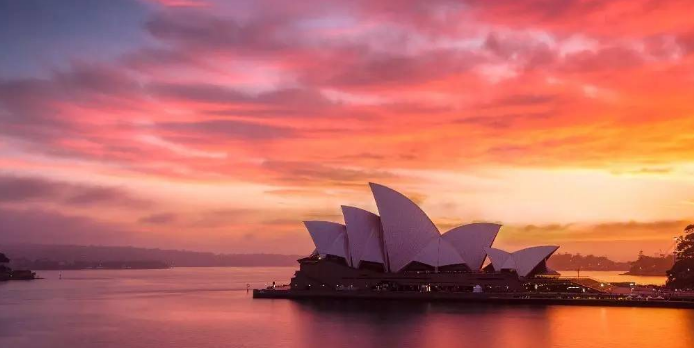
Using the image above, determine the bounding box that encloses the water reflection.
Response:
[291,300,555,348]
[288,298,694,348]
[1,268,692,348]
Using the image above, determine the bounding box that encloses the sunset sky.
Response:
[1,0,693,260]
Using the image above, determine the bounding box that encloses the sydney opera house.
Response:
[289,183,566,293]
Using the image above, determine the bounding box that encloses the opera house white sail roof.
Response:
[341,205,385,268]
[370,183,441,272]
[303,221,348,259]
[484,246,559,277]
[442,223,501,271]
[304,183,558,277]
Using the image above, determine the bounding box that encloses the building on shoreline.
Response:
[290,183,573,293]
[0,252,36,281]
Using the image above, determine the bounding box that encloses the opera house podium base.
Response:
[253,288,694,309]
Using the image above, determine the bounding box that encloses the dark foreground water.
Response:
[1,267,693,348]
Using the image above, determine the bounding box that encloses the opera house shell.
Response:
[291,183,560,292]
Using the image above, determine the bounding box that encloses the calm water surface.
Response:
[1,267,692,348]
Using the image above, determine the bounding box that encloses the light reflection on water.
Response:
[0,267,691,348]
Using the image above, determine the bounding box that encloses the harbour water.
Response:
[1,267,692,348]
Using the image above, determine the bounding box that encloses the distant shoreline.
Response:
[1,244,673,275]
[30,265,299,271]
[556,269,667,277]
[620,271,668,276]
[29,267,668,274]
[1,244,303,270]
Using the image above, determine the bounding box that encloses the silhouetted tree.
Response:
[666,225,694,289]
[0,253,9,274]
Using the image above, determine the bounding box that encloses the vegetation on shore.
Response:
[1,252,37,280]
[1,244,302,269]
[547,253,630,271]
[667,224,694,290]
[624,252,674,276]
[11,259,170,270]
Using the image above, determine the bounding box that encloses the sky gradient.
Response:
[1,0,693,260]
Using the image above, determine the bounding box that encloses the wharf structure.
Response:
[254,183,694,308]
[0,253,36,281]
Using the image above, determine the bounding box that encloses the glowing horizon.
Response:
[1,0,693,261]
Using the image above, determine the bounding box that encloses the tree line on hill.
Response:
[547,251,678,276]
[546,253,631,271]
[0,244,302,270]
[624,252,675,276]
[666,224,694,290]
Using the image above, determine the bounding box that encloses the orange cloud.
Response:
[1,0,693,257]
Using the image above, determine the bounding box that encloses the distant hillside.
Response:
[547,252,675,275]
[3,244,674,275]
[547,253,631,271]
[0,244,303,270]
[624,253,674,276]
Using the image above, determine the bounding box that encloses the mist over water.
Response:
[1,268,692,348]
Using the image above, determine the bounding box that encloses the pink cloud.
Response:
[2,0,694,257]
